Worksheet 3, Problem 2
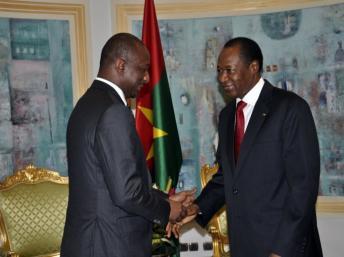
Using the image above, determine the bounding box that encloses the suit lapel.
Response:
[220,101,236,174]
[234,82,273,179]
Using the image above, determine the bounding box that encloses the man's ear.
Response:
[250,60,259,74]
[115,57,126,73]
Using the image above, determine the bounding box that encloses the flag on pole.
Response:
[136,0,182,194]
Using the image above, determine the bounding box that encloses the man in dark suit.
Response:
[61,33,193,257]
[181,37,323,257]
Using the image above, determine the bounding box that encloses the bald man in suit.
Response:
[61,33,193,257]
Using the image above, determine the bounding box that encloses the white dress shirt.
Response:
[236,77,264,132]
[95,77,127,106]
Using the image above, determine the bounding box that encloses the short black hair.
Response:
[99,33,144,68]
[224,37,263,73]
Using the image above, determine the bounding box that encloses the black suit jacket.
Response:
[61,80,170,257]
[196,81,323,257]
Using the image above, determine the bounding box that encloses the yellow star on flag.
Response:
[137,106,168,161]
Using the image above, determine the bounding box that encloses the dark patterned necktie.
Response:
[234,101,247,163]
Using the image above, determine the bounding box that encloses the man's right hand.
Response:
[168,199,187,223]
[183,203,199,223]
[166,203,200,238]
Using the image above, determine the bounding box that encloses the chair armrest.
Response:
[0,250,19,257]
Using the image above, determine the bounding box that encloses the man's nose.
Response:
[218,70,228,84]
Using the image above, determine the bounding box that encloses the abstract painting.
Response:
[0,18,73,178]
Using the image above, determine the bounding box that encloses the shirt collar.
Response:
[95,77,127,106]
[236,77,264,106]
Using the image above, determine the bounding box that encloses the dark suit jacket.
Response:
[61,80,170,257]
[196,81,323,257]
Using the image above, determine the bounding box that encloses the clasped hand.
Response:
[168,188,195,223]
[167,189,200,238]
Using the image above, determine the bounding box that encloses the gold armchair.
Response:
[200,164,230,257]
[0,165,68,257]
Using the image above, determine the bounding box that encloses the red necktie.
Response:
[234,101,247,162]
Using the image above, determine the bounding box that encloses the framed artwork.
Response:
[115,0,344,213]
[0,0,89,177]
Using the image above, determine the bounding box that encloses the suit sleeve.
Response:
[195,164,226,227]
[152,188,168,199]
[94,104,170,227]
[272,98,320,256]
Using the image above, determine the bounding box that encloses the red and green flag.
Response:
[135,0,182,194]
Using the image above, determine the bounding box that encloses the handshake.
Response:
[167,188,200,238]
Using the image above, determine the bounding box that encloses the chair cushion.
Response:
[218,211,228,236]
[0,182,68,257]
